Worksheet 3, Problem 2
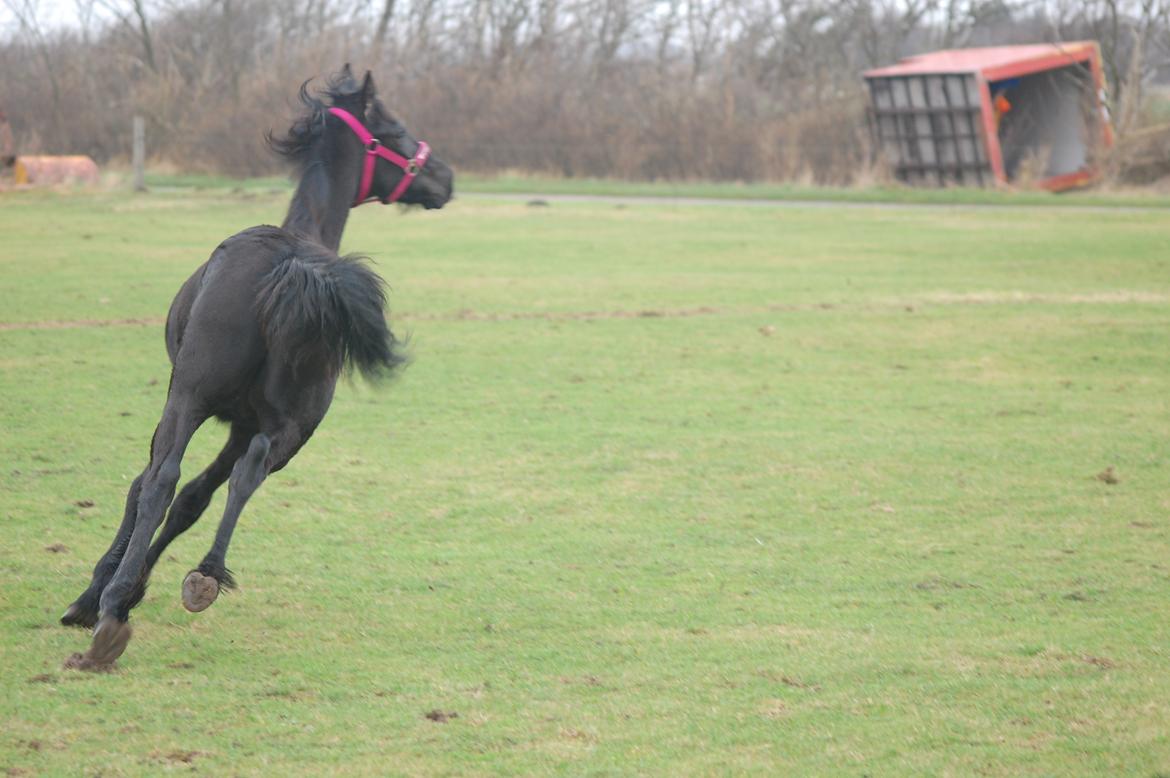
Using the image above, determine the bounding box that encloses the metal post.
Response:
[132,116,146,191]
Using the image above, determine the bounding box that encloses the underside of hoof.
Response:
[182,570,220,612]
[63,615,132,672]
[60,601,100,630]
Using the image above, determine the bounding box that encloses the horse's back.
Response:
[165,226,301,417]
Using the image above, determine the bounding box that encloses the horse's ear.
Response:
[341,62,354,79]
[361,71,376,109]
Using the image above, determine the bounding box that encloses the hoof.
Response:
[60,601,99,629]
[182,571,220,612]
[63,615,131,672]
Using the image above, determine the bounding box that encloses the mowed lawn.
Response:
[1,187,1169,776]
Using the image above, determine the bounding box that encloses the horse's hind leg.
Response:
[65,394,204,671]
[182,412,318,613]
[141,423,255,578]
[182,432,271,612]
[62,423,251,629]
[61,474,144,628]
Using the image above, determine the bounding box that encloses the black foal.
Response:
[62,66,453,670]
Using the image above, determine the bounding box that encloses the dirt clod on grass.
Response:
[44,543,68,553]
[1096,466,1120,485]
[151,750,202,764]
[166,750,201,763]
[759,699,789,719]
[425,709,459,723]
[781,675,820,690]
[74,499,94,508]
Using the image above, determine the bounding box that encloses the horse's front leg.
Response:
[61,474,144,629]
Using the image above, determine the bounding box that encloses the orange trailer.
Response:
[864,42,1113,191]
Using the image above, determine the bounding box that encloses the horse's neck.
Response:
[281,162,353,253]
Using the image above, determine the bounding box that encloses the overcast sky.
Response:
[0,0,113,37]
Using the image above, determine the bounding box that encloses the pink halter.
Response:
[327,106,431,207]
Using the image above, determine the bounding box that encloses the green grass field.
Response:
[2,185,1169,775]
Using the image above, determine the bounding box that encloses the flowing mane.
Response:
[266,73,361,170]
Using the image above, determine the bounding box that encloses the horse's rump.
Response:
[256,246,405,381]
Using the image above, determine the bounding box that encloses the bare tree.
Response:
[369,0,395,60]
[4,0,1170,184]
[2,0,64,133]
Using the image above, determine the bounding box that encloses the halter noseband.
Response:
[327,106,431,207]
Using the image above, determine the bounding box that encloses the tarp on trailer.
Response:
[13,155,100,186]
[863,42,1113,190]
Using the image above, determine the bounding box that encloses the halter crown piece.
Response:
[327,107,431,207]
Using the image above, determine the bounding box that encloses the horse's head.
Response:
[329,65,453,210]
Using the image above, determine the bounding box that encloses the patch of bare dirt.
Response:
[1083,655,1116,670]
[759,699,789,719]
[1095,467,1120,485]
[781,675,820,690]
[0,316,164,332]
[44,543,68,553]
[260,688,313,701]
[0,300,854,335]
[7,289,1167,334]
[428,306,724,322]
[915,577,979,591]
[425,709,459,723]
[559,674,603,687]
[919,291,1170,306]
[151,749,203,764]
[27,673,55,683]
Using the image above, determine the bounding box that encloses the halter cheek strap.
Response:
[327,106,431,207]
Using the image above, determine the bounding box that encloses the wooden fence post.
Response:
[133,116,146,191]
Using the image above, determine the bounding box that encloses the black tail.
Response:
[256,249,406,381]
